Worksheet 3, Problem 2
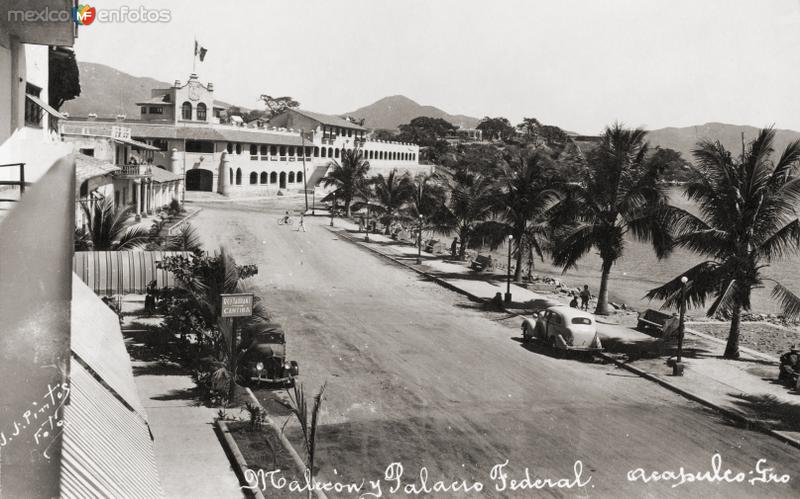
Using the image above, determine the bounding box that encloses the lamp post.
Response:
[675,276,689,375]
[330,192,335,227]
[416,214,423,264]
[505,234,513,304]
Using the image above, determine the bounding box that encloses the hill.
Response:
[646,122,800,163]
[62,61,236,118]
[343,95,481,130]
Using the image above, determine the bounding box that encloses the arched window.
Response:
[296,171,303,182]
[250,144,258,156]
[306,146,312,157]
[314,147,319,157]
[288,172,295,183]
[181,102,192,120]
[260,145,267,156]
[235,168,242,185]
[368,150,373,160]
[321,147,327,158]
[196,103,207,121]
[334,148,339,158]
[249,172,257,184]
[379,151,384,160]
[288,146,295,156]
[229,169,233,184]
[327,147,333,158]
[226,142,233,153]
[260,172,267,184]
[235,143,242,155]
[270,172,277,183]
[279,146,286,157]
[270,145,277,156]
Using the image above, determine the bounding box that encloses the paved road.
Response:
[190,198,800,498]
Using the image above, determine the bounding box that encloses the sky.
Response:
[71,0,800,135]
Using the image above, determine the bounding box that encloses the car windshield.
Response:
[571,317,592,325]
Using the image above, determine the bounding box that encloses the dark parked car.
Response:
[238,324,299,386]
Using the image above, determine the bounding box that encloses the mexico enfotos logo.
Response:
[7,4,172,25]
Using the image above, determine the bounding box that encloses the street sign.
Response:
[220,293,253,317]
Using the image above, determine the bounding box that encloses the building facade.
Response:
[65,74,433,197]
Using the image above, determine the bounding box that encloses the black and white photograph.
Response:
[2,1,800,497]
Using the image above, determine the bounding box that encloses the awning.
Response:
[71,275,147,418]
[73,251,192,296]
[26,93,65,119]
[60,359,164,499]
[114,137,160,151]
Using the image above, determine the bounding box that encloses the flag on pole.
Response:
[194,40,208,62]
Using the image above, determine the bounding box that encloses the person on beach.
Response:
[579,285,592,311]
[569,292,579,309]
[297,214,306,232]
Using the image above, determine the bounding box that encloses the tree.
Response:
[367,170,414,233]
[477,116,515,142]
[550,124,677,315]
[397,117,456,163]
[48,48,80,110]
[371,129,398,141]
[164,223,203,252]
[516,117,542,138]
[430,170,494,259]
[646,146,692,183]
[158,249,268,400]
[646,128,800,358]
[321,148,370,217]
[475,149,560,280]
[259,95,300,118]
[74,196,150,251]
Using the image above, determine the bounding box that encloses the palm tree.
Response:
[285,381,327,499]
[550,124,676,315]
[430,170,494,259]
[164,223,203,252]
[161,248,271,400]
[475,149,560,281]
[321,148,370,217]
[407,173,447,247]
[646,128,800,359]
[75,195,150,250]
[368,170,414,233]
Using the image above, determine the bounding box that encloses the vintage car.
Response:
[238,325,299,386]
[521,305,603,352]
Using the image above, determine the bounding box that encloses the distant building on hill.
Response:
[64,74,432,197]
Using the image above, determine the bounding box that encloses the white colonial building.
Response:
[63,74,433,197]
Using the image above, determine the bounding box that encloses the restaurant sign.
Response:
[220,293,253,317]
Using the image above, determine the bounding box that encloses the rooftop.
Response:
[291,109,366,131]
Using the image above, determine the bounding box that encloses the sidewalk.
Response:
[326,219,800,446]
[121,307,244,499]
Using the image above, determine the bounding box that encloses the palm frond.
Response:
[771,282,800,320]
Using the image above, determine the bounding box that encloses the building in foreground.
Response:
[64,73,433,197]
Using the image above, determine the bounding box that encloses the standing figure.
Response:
[297,214,307,232]
[579,284,592,311]
[450,237,459,258]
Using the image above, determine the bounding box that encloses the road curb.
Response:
[329,227,486,303]
[330,225,800,451]
[215,419,266,499]
[243,388,329,499]
[597,352,800,450]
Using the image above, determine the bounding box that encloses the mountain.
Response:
[646,122,800,163]
[343,95,481,130]
[62,61,236,118]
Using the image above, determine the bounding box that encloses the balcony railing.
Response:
[0,162,27,204]
[114,164,152,178]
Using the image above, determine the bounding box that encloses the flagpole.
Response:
[193,37,197,74]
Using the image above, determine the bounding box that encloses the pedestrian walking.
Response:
[297,214,307,232]
[579,284,592,311]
